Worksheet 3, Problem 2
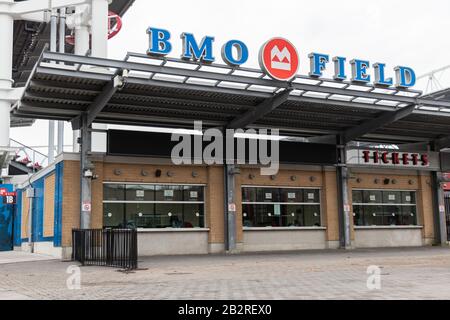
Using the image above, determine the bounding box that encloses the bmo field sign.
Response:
[146,27,417,88]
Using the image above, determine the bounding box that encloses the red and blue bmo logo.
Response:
[259,38,299,81]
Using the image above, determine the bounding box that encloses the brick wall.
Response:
[322,170,339,242]
[43,173,55,238]
[348,171,434,242]
[418,174,435,242]
[61,161,80,247]
[206,166,224,244]
[61,160,220,247]
[58,158,436,250]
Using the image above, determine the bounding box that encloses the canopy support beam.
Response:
[342,104,416,144]
[227,89,292,129]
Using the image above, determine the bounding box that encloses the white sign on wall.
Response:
[136,190,145,198]
[190,191,198,199]
[82,201,91,212]
[164,190,174,197]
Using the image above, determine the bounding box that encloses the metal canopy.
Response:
[13,0,135,87]
[11,0,135,127]
[11,51,450,144]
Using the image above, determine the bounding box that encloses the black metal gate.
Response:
[445,192,450,242]
[72,229,138,270]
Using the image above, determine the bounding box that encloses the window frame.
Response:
[241,185,323,228]
[351,188,419,227]
[102,182,207,229]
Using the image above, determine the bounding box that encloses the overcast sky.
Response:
[11,0,450,154]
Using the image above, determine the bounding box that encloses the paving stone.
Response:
[0,247,450,299]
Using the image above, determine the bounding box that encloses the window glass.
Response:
[382,191,402,204]
[155,185,183,201]
[352,189,417,227]
[242,188,256,203]
[249,204,278,227]
[281,204,303,226]
[104,184,125,201]
[103,203,125,228]
[103,184,205,229]
[256,188,279,202]
[242,187,322,228]
[364,205,385,226]
[303,189,319,203]
[125,185,155,201]
[125,203,154,228]
[384,205,401,225]
[352,190,363,204]
[183,204,204,228]
[401,206,417,226]
[155,203,183,228]
[242,204,255,227]
[363,190,382,203]
[303,205,321,227]
[183,185,204,202]
[280,189,303,203]
[401,191,416,204]
[353,205,365,226]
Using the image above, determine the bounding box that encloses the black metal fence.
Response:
[72,229,138,270]
[445,192,450,242]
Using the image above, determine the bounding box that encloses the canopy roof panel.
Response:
[12,0,135,127]
[12,51,450,144]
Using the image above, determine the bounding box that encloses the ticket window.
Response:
[242,187,321,228]
[103,184,205,229]
[352,190,417,227]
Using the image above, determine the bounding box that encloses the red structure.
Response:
[444,173,450,191]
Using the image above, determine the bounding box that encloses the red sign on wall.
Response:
[361,150,429,167]
[259,37,299,81]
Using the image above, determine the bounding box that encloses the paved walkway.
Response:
[0,251,57,265]
[0,251,57,300]
[1,247,450,300]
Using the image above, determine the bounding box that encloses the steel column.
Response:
[90,0,109,59]
[48,9,58,163]
[0,99,10,147]
[80,114,92,229]
[0,0,14,148]
[57,8,66,155]
[336,138,352,249]
[431,169,447,245]
[72,4,90,153]
[224,164,237,252]
[27,189,33,252]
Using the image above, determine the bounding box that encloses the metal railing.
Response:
[9,139,49,171]
[72,229,138,270]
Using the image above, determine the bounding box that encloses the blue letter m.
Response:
[181,33,215,63]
